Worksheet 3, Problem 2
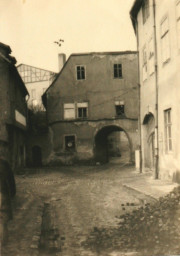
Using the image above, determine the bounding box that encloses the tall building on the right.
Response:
[130,0,180,182]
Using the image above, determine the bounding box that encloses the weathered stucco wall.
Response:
[45,52,139,165]
[136,0,180,182]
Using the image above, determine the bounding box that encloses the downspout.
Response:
[135,20,143,173]
[153,0,159,179]
[131,13,143,173]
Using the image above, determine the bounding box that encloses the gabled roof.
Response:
[17,63,56,74]
[42,51,138,108]
[17,63,57,84]
[0,42,28,96]
[130,0,143,31]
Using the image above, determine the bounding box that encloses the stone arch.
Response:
[93,125,132,164]
[142,113,155,169]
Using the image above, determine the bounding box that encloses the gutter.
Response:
[135,21,143,174]
[153,0,159,179]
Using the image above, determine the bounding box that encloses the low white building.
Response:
[17,64,57,110]
[130,0,180,182]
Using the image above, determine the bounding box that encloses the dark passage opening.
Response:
[32,145,42,167]
[94,125,131,164]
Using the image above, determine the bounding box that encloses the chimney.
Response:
[58,53,66,71]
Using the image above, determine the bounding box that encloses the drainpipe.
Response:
[136,22,143,174]
[131,15,143,174]
[153,0,159,179]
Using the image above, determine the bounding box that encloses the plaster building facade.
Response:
[130,0,180,182]
[0,42,29,170]
[42,51,139,165]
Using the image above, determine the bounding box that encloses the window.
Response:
[160,17,170,63]
[31,89,36,99]
[148,37,155,75]
[64,103,75,119]
[115,101,125,116]
[77,102,88,119]
[142,0,150,24]
[65,135,76,151]
[76,65,85,80]
[142,46,147,81]
[114,64,122,78]
[176,0,180,49]
[164,109,172,152]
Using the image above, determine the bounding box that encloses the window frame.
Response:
[164,108,172,153]
[148,36,155,76]
[76,65,86,80]
[113,64,123,79]
[142,45,148,81]
[64,134,76,152]
[176,0,180,49]
[77,102,88,119]
[115,101,125,117]
[63,103,76,120]
[160,16,170,64]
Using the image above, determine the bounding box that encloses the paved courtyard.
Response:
[2,164,155,256]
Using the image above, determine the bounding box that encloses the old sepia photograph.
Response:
[0,0,180,255]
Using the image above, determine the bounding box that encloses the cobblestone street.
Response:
[2,164,156,256]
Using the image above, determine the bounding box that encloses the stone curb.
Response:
[30,202,44,256]
[122,184,159,202]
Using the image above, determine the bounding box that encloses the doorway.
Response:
[32,145,42,167]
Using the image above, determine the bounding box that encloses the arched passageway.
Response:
[94,125,131,164]
[32,145,42,167]
[143,113,155,170]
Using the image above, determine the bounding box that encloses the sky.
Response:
[0,0,136,72]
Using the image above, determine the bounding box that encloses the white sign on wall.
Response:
[15,110,26,127]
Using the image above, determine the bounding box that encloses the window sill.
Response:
[115,115,126,119]
[165,150,173,155]
[76,117,88,120]
[162,58,171,67]
[76,79,86,81]
[113,77,123,80]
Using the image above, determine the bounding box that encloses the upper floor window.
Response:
[164,108,172,152]
[114,64,122,79]
[142,0,150,24]
[142,45,147,81]
[77,102,88,119]
[148,37,155,75]
[64,103,75,119]
[115,101,125,117]
[160,17,170,63]
[76,65,85,80]
[176,0,180,49]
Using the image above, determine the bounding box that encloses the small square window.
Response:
[114,64,122,78]
[65,135,75,151]
[78,108,87,118]
[115,101,125,116]
[77,65,85,80]
[77,102,88,119]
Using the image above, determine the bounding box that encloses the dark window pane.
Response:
[65,136,75,151]
[114,64,122,78]
[78,107,87,118]
[116,105,124,116]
